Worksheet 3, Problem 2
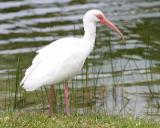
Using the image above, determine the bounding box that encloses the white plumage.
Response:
[21,38,91,91]
[20,9,124,91]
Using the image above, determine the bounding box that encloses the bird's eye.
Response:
[96,14,103,19]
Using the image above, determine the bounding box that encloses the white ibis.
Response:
[20,9,125,115]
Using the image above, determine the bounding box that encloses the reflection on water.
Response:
[0,0,160,120]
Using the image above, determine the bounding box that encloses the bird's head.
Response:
[83,9,125,42]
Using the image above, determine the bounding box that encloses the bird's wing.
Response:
[20,37,85,91]
[21,38,69,83]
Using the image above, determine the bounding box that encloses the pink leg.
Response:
[48,99,52,117]
[48,85,56,116]
[64,82,70,115]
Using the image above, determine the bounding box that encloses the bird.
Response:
[20,9,125,115]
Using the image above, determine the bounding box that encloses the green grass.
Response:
[0,112,159,128]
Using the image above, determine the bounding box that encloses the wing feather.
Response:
[20,37,85,91]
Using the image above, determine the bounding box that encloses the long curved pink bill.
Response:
[104,18,125,43]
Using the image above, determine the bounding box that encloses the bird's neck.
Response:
[83,22,96,49]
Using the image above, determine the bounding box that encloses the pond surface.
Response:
[0,0,160,120]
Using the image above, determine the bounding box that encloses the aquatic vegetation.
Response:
[0,0,160,120]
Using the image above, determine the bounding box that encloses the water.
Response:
[0,0,160,120]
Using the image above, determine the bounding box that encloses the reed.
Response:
[13,58,20,111]
[1,26,160,121]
